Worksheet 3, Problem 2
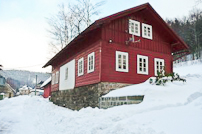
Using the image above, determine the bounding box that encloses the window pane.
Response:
[123,55,126,60]
[131,23,134,32]
[123,59,126,65]
[160,62,162,65]
[144,68,146,72]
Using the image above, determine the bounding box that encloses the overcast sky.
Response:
[0,0,201,72]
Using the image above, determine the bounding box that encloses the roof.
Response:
[40,77,51,88]
[19,85,32,90]
[43,3,189,68]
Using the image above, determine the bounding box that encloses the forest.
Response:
[166,8,202,60]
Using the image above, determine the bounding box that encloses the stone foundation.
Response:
[50,82,131,110]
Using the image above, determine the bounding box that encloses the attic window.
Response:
[142,23,152,40]
[129,19,140,36]
[137,55,148,75]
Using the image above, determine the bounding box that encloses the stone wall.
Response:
[50,82,131,110]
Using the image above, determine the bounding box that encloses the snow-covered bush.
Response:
[149,68,186,86]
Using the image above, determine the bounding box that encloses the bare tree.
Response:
[46,4,69,51]
[189,8,202,59]
[47,0,105,55]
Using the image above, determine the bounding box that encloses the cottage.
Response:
[0,75,16,99]
[41,77,51,98]
[19,85,32,95]
[43,3,189,110]
[0,75,6,86]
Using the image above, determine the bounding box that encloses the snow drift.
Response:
[0,61,202,134]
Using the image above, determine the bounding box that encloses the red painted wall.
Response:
[51,29,102,90]
[50,8,175,90]
[75,42,101,87]
[100,8,173,84]
[101,42,172,84]
[43,83,51,98]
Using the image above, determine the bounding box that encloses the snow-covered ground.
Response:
[0,61,202,134]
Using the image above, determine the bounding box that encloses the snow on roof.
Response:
[40,77,51,88]
[30,89,44,92]
[19,85,32,90]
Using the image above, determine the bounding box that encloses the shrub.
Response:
[149,67,186,86]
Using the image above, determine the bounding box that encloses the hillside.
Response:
[0,62,202,134]
[0,70,50,89]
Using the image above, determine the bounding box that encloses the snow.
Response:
[40,77,51,88]
[0,62,202,134]
[19,85,32,90]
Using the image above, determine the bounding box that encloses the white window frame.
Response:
[87,52,95,73]
[116,51,129,72]
[65,67,68,80]
[52,73,55,85]
[78,57,84,76]
[142,23,153,40]
[129,19,140,36]
[55,71,59,84]
[137,55,148,75]
[154,58,165,76]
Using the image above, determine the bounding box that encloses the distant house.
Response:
[43,3,189,110]
[0,75,16,99]
[41,77,51,98]
[19,85,32,95]
[0,75,6,86]
[35,81,44,89]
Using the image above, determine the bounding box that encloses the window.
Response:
[129,19,140,36]
[154,58,165,76]
[142,23,152,40]
[55,71,59,84]
[116,51,129,72]
[65,68,68,80]
[52,73,55,85]
[87,52,95,73]
[137,55,148,75]
[78,57,84,76]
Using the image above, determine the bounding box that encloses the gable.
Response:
[43,3,189,68]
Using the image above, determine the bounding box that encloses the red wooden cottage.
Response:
[41,77,51,98]
[43,3,189,110]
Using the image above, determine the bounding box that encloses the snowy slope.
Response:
[0,62,202,134]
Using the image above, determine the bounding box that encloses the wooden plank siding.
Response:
[101,41,172,84]
[75,42,101,87]
[101,10,172,55]
[100,9,173,84]
[51,29,102,90]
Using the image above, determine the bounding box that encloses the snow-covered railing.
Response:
[99,95,144,109]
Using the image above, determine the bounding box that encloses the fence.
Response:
[99,95,144,109]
